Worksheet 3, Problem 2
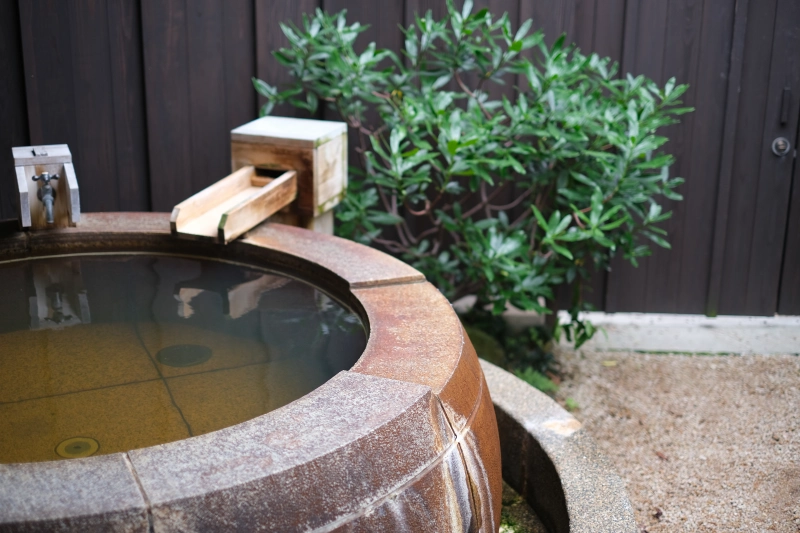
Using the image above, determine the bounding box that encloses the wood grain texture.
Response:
[187,0,230,192]
[643,0,706,314]
[220,170,297,243]
[106,0,151,211]
[706,0,750,316]
[738,0,800,315]
[717,0,783,315]
[778,137,800,314]
[141,0,193,211]
[592,0,625,63]
[520,0,575,47]
[673,0,735,314]
[171,166,256,232]
[231,141,315,215]
[222,1,257,138]
[14,167,30,227]
[143,0,258,212]
[18,0,149,213]
[69,0,121,212]
[0,0,29,221]
[607,0,669,312]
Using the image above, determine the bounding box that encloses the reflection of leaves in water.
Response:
[315,293,364,337]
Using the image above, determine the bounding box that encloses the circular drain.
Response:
[156,344,212,367]
[56,437,99,459]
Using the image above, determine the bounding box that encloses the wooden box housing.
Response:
[230,117,347,219]
[12,144,80,229]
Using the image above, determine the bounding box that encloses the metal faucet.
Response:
[33,172,59,224]
[45,284,72,324]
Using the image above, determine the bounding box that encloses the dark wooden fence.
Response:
[2,0,799,316]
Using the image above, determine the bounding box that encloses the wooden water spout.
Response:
[172,117,347,243]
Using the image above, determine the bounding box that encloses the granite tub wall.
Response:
[0,213,502,533]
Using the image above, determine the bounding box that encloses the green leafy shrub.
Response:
[253,0,691,349]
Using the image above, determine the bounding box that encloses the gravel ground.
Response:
[500,481,547,533]
[556,349,800,532]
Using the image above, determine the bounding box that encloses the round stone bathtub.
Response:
[0,213,501,532]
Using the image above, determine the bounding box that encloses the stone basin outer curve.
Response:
[0,213,502,533]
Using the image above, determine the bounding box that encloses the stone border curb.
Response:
[481,360,637,533]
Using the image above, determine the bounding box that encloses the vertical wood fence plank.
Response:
[606,0,670,312]
[474,0,523,221]
[141,0,193,211]
[672,0,736,313]
[222,0,257,131]
[19,0,149,212]
[641,0,704,313]
[142,0,255,211]
[705,0,750,316]
[585,0,626,310]
[717,0,780,314]
[186,0,229,189]
[0,0,29,220]
[520,0,575,46]
[592,0,625,63]
[68,0,121,211]
[740,0,800,314]
[107,0,151,211]
[19,0,78,152]
[778,144,800,314]
[572,0,596,53]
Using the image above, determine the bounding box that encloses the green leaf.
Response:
[549,242,573,260]
[554,214,571,235]
[367,211,404,225]
[447,140,459,155]
[252,78,276,98]
[461,0,473,19]
[514,19,533,42]
[643,231,671,249]
[432,74,452,89]
[532,205,548,229]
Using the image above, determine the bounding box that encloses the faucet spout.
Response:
[43,196,55,224]
[33,172,59,224]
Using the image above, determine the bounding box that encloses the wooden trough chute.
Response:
[170,166,296,244]
[171,116,347,243]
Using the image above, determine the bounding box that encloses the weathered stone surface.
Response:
[0,214,504,533]
[128,372,455,532]
[335,446,475,532]
[19,213,173,259]
[0,453,149,532]
[457,374,503,533]
[350,283,482,430]
[243,222,424,288]
[351,283,502,532]
[481,360,637,533]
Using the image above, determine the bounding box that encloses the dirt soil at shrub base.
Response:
[555,349,800,532]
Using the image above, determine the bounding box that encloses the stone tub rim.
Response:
[0,212,501,532]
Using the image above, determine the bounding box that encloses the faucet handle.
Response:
[33,172,59,184]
